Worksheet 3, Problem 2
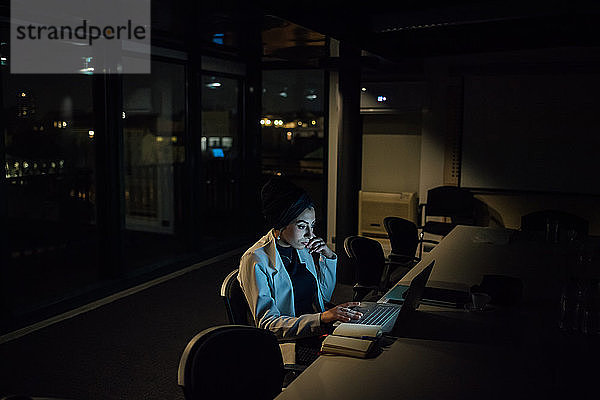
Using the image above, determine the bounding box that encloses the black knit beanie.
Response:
[261,177,314,230]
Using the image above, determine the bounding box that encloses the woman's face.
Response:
[279,207,316,249]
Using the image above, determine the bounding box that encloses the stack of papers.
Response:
[320,323,382,358]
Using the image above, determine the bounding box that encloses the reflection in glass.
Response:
[261,70,325,176]
[2,73,99,315]
[200,74,246,237]
[261,69,326,233]
[122,60,187,269]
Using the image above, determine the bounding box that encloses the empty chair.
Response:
[178,325,285,400]
[520,210,588,240]
[419,186,476,256]
[383,216,422,266]
[344,235,406,301]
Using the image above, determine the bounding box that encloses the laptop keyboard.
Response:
[353,304,400,326]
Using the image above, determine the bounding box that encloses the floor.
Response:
[0,253,354,400]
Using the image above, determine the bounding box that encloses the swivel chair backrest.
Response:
[344,236,386,289]
[383,217,418,259]
[221,269,254,326]
[178,325,284,400]
[425,186,475,225]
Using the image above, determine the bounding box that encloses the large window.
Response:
[200,74,246,239]
[0,25,261,332]
[122,60,188,270]
[261,69,327,234]
[2,73,99,316]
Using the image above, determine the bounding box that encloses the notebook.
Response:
[342,260,435,334]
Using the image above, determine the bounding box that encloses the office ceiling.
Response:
[258,0,600,62]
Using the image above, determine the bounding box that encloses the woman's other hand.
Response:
[320,302,363,324]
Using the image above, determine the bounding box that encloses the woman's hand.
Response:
[320,302,363,324]
[306,236,336,259]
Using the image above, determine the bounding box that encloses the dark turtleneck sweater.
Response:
[276,242,317,316]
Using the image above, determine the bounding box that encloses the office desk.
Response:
[278,337,536,400]
[277,226,600,399]
[393,225,584,302]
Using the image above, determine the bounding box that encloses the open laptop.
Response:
[342,260,434,334]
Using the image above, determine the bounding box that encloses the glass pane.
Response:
[261,69,326,234]
[2,72,99,316]
[122,60,187,270]
[200,74,247,239]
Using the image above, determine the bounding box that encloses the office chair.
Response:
[520,210,589,240]
[220,269,316,372]
[344,235,406,301]
[178,325,285,400]
[383,216,423,265]
[418,186,475,257]
[221,268,254,326]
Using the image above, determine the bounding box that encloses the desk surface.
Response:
[396,226,570,301]
[276,226,600,400]
[279,337,535,400]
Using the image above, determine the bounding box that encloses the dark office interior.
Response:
[1,0,600,399]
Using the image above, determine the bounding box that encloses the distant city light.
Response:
[377,96,387,102]
[88,130,95,138]
[305,94,317,100]
[205,82,222,88]
[53,121,69,128]
[361,87,367,92]
[122,112,126,119]
[286,131,293,141]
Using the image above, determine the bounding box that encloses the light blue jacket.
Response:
[238,229,337,339]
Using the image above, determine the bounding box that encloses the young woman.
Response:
[238,177,362,340]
